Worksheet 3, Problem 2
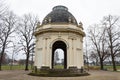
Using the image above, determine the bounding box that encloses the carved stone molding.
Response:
[68,35,77,40]
[42,34,51,40]
[76,48,81,50]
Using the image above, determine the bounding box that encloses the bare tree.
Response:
[9,42,20,70]
[89,51,99,66]
[88,24,109,70]
[54,51,60,65]
[0,11,17,70]
[88,15,120,71]
[17,14,38,71]
[84,38,89,70]
[103,15,120,71]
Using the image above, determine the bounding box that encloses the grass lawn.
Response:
[2,65,120,71]
[87,65,120,71]
[53,65,64,69]
[2,65,31,70]
[104,65,120,70]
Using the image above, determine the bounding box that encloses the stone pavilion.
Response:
[34,5,85,69]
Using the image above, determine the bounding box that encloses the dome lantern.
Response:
[52,5,68,11]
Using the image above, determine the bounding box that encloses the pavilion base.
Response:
[29,66,90,77]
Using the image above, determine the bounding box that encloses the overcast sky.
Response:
[7,0,120,30]
[6,0,120,60]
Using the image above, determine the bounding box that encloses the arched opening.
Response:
[52,41,67,69]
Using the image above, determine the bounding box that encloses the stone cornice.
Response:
[34,27,85,37]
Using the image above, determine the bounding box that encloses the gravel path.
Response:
[0,70,120,80]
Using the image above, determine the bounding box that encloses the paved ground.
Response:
[0,70,120,80]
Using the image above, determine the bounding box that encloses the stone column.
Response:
[71,38,74,65]
[42,38,46,66]
[44,38,47,66]
[68,36,76,67]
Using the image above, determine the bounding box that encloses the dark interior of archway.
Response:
[52,41,67,69]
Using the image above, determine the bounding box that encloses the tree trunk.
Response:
[0,44,6,71]
[100,58,104,70]
[0,52,4,71]
[110,39,117,71]
[25,52,29,71]
[111,54,116,71]
[109,28,117,71]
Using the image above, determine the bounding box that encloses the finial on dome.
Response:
[48,17,51,23]
[68,17,72,23]
[79,22,83,26]
[37,21,41,27]
[36,21,42,29]
[78,21,83,29]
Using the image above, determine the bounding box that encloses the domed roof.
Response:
[42,5,78,25]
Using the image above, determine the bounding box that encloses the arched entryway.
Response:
[52,41,67,69]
